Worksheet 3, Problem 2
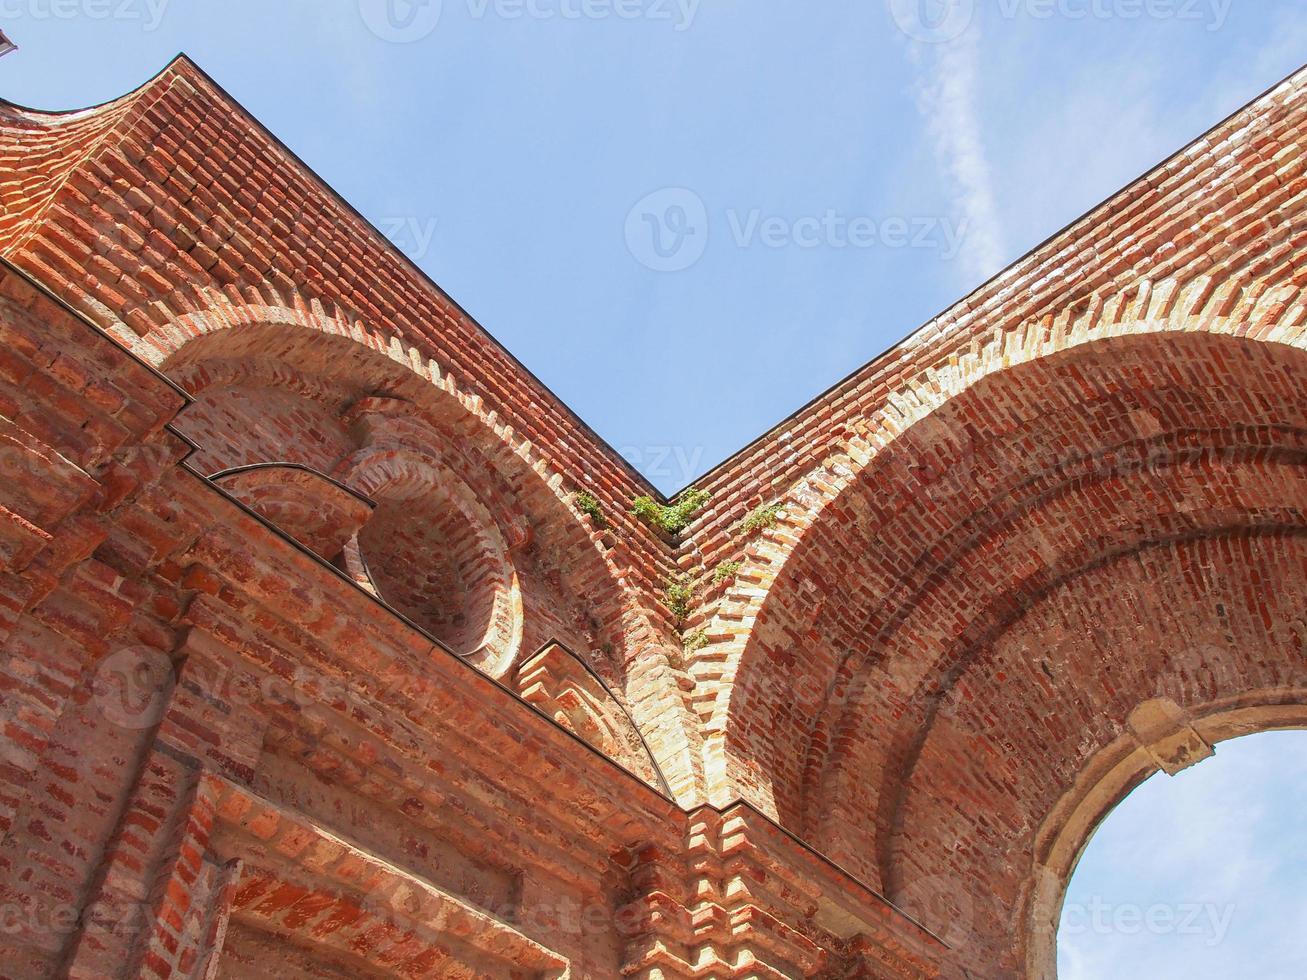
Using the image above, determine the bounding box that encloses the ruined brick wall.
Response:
[0,52,1303,979]
[677,65,1307,977]
[0,262,942,976]
[0,58,715,803]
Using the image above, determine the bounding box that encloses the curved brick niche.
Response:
[345,451,521,671]
[164,332,526,672]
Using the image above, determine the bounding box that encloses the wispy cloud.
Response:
[905,28,1009,287]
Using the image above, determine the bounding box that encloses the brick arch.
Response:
[171,355,354,408]
[146,292,625,624]
[1022,700,1307,979]
[711,308,1307,815]
[135,288,542,457]
[130,291,696,791]
[886,533,1307,978]
[809,450,1307,861]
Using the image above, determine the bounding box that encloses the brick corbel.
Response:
[515,640,667,791]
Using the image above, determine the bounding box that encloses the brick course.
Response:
[0,54,1302,978]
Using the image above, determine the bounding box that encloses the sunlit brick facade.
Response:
[0,56,1303,978]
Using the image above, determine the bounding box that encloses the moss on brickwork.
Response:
[682,629,709,654]
[740,503,783,535]
[664,576,695,622]
[713,561,742,584]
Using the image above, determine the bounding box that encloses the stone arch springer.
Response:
[1022,697,1307,979]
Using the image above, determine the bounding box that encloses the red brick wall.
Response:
[0,260,943,976]
[1,51,1304,979]
[0,59,703,798]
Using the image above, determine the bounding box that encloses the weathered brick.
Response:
[0,52,1302,980]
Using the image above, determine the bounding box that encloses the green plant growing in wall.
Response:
[630,495,662,528]
[682,629,709,654]
[665,575,695,622]
[573,491,606,528]
[740,502,783,535]
[713,560,742,584]
[632,487,711,535]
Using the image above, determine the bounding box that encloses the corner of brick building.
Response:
[0,51,1304,979]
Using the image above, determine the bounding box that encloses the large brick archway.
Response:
[718,323,1307,808]
[1,51,1304,980]
[715,326,1307,975]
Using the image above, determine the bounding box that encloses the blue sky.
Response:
[2,2,1304,973]
[4,1,1304,492]
[1060,731,1307,979]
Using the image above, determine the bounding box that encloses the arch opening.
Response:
[885,539,1307,979]
[1045,728,1307,980]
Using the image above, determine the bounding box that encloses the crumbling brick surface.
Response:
[0,54,1303,978]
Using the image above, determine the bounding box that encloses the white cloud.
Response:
[1201,6,1307,125]
[984,7,1307,274]
[904,28,1010,288]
